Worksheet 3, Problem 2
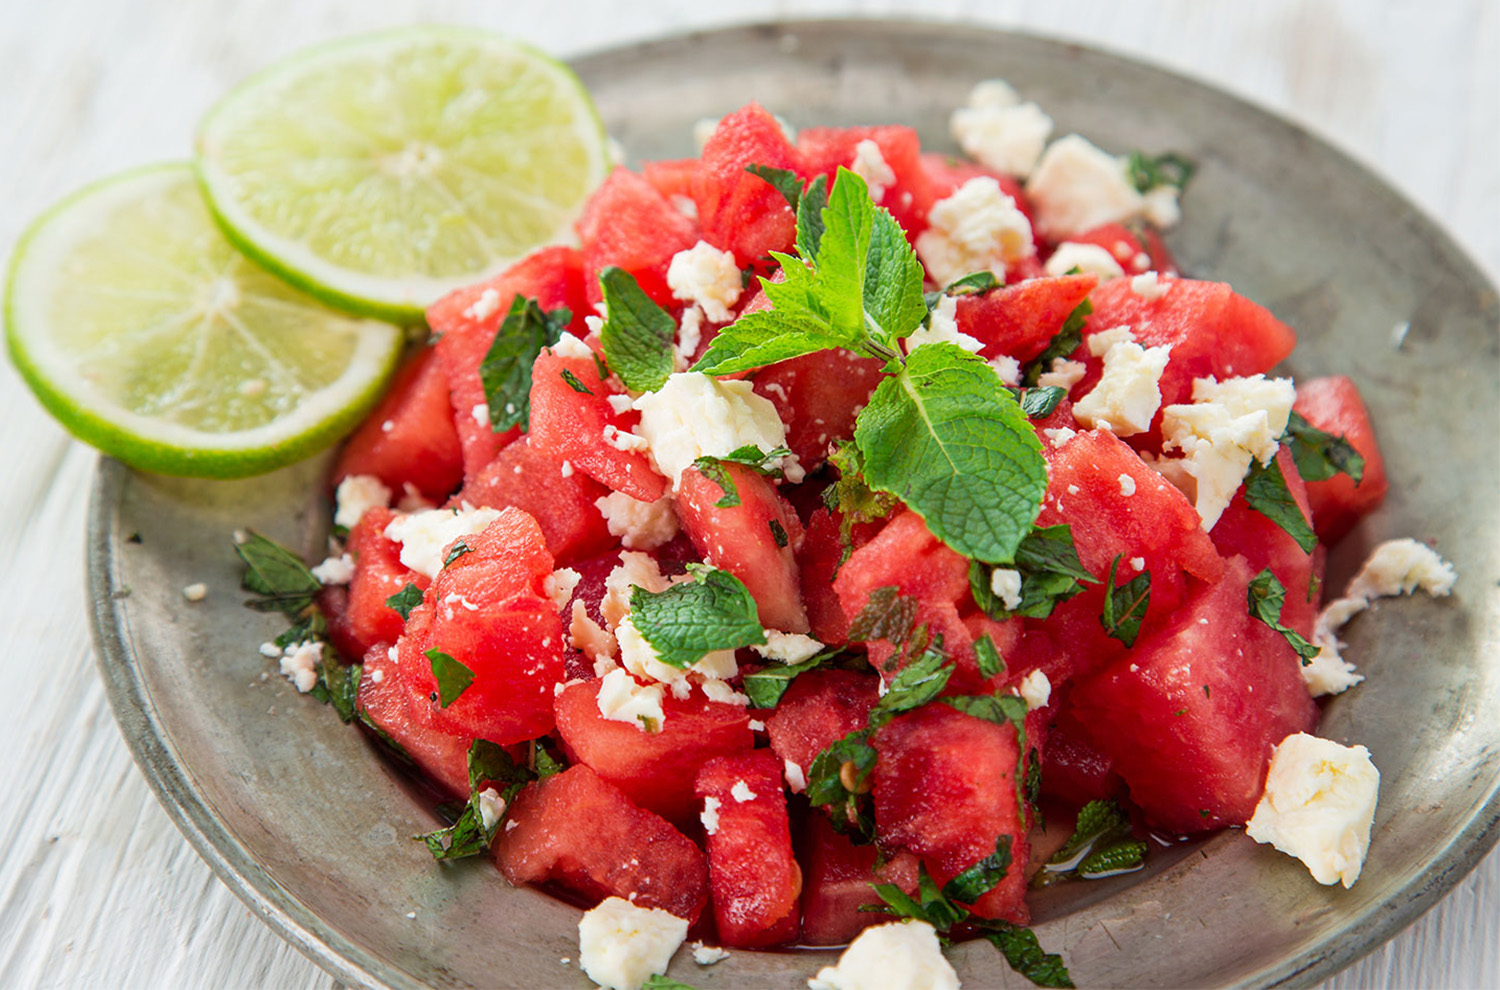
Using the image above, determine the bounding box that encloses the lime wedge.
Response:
[5,165,404,479]
[195,27,609,321]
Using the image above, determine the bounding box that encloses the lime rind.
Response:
[5,164,403,479]
[195,26,609,321]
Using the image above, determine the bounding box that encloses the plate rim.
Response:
[88,18,1500,990]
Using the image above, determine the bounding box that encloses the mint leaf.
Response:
[945,271,1003,295]
[746,163,804,210]
[386,583,424,621]
[974,634,1005,679]
[1021,296,1093,386]
[424,649,475,707]
[235,530,321,616]
[846,586,919,645]
[942,692,1029,731]
[856,343,1048,565]
[641,977,699,990]
[970,524,1094,621]
[628,568,766,669]
[1099,555,1151,648]
[743,654,826,708]
[1019,386,1067,419]
[869,647,953,725]
[868,864,969,932]
[1244,456,1318,553]
[1035,798,1145,893]
[806,728,877,837]
[769,519,789,548]
[796,174,829,262]
[691,305,855,376]
[443,540,472,568]
[480,295,571,432]
[822,443,899,561]
[1247,568,1322,663]
[1076,838,1148,878]
[1284,410,1365,485]
[943,834,1013,904]
[1126,150,1196,193]
[692,444,792,508]
[984,927,1076,989]
[599,266,675,393]
[559,368,593,395]
[1048,799,1131,867]
[418,740,534,860]
[308,648,361,724]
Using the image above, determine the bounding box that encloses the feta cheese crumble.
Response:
[633,372,800,488]
[383,506,501,580]
[950,79,1054,178]
[334,474,392,529]
[700,796,721,835]
[595,492,680,550]
[1073,328,1171,436]
[596,668,667,732]
[476,787,506,830]
[279,640,321,693]
[1037,358,1087,390]
[751,630,825,664]
[730,779,758,803]
[691,942,730,966]
[576,897,689,990]
[1246,733,1380,888]
[807,920,959,990]
[550,333,595,361]
[1118,473,1137,497]
[667,241,743,323]
[1130,270,1170,301]
[1043,241,1125,279]
[848,138,898,201]
[1018,668,1052,711]
[310,553,356,586]
[570,600,619,671]
[916,177,1035,287]
[544,568,583,612]
[463,287,502,322]
[616,613,737,699]
[784,759,808,793]
[1025,133,1143,239]
[990,568,1023,611]
[182,583,208,602]
[903,294,985,355]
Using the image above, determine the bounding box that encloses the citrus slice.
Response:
[195,27,610,321]
[5,164,404,479]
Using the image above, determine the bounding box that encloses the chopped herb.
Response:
[1021,296,1093,386]
[310,653,361,723]
[1126,150,1197,193]
[424,649,475,708]
[944,270,1003,295]
[598,266,676,393]
[386,583,424,621]
[692,444,792,507]
[479,295,571,432]
[806,729,878,837]
[869,646,954,726]
[795,173,829,262]
[944,835,1014,904]
[628,568,767,669]
[846,586,919,646]
[416,740,534,860]
[769,519,789,548]
[234,530,321,616]
[743,654,827,709]
[971,524,1095,622]
[823,442,899,562]
[1244,456,1318,553]
[745,163,804,211]
[1247,568,1322,663]
[985,926,1076,989]
[974,633,1005,679]
[641,977,699,990]
[442,540,472,568]
[1034,798,1145,892]
[1099,555,1151,648]
[531,738,568,779]
[1019,386,1068,420]
[559,368,594,395]
[1284,410,1364,485]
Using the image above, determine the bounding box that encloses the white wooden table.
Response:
[2,1,1495,987]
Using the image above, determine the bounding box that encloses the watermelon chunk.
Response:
[324,505,427,660]
[1292,375,1390,544]
[797,125,934,240]
[695,751,802,947]
[356,642,470,799]
[552,678,754,826]
[576,166,701,309]
[459,436,616,566]
[693,104,802,269]
[496,765,709,924]
[751,348,885,473]
[765,669,880,784]
[798,814,920,946]
[1038,704,1123,809]
[1210,449,1318,637]
[954,274,1099,365]
[332,346,462,502]
[797,508,884,645]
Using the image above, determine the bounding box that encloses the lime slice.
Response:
[195,27,609,321]
[5,164,404,479]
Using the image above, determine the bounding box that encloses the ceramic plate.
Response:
[89,19,1500,989]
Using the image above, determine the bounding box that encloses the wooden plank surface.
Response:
[1,1,1494,987]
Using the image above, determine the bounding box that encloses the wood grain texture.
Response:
[0,1,1494,988]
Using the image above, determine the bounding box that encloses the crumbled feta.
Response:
[1130,556,1146,572]
[1043,426,1077,448]
[676,305,705,367]
[1159,375,1296,530]
[752,630,825,664]
[691,942,730,966]
[989,354,1022,386]
[383,506,501,580]
[463,287,502,322]
[595,492,680,550]
[1246,733,1380,888]
[334,474,392,529]
[471,402,489,428]
[310,553,356,586]
[1018,669,1052,711]
[182,583,208,602]
[544,568,583,612]
[1142,184,1182,228]
[903,293,984,355]
[577,897,689,990]
[700,796,722,835]
[1118,473,1137,497]
[1025,133,1143,239]
[950,80,1054,178]
[603,424,650,453]
[601,552,672,629]
[730,779,758,803]
[606,393,636,415]
[279,641,321,693]
[667,241,743,323]
[807,920,959,990]
[476,787,506,830]
[784,759,808,793]
[1130,270,1170,301]
[916,177,1035,287]
[634,373,800,488]
[849,138,898,201]
[1073,332,1172,436]
[370,668,384,684]
[700,678,750,707]
[1043,241,1125,279]
[616,613,737,699]
[550,333,594,360]
[748,720,766,732]
[258,642,282,659]
[570,600,619,670]
[596,668,667,732]
[1037,358,1087,390]
[989,568,1023,611]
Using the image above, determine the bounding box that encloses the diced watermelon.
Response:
[675,463,809,633]
[333,346,463,501]
[1210,449,1318,637]
[641,157,700,204]
[496,765,710,924]
[1292,376,1390,544]
[799,814,920,946]
[765,669,880,783]
[872,703,1031,924]
[954,274,1099,365]
[395,509,563,744]
[797,508,882,645]
[1038,704,1122,808]
[323,505,427,660]
[576,166,701,309]
[751,348,885,473]
[356,642,470,799]
[695,751,801,947]
[693,104,802,269]
[553,678,754,825]
[1067,555,1320,833]
[459,436,616,566]
[428,246,589,481]
[797,125,935,240]
[527,350,667,503]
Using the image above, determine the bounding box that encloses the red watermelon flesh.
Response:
[799,813,920,946]
[641,157,700,204]
[1061,222,1178,277]
[553,678,754,826]
[1210,449,1318,636]
[332,346,462,502]
[458,436,616,566]
[693,104,802,269]
[1038,703,1123,809]
[327,505,427,659]
[695,751,802,947]
[356,642,470,799]
[764,669,880,784]
[495,764,709,924]
[797,125,934,240]
[797,508,883,645]
[1067,555,1320,834]
[751,348,885,473]
[954,274,1099,365]
[872,703,1031,924]
[427,245,589,482]
[1293,375,1390,544]
[577,166,701,309]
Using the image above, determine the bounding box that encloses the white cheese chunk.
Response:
[730,779,758,803]
[1018,668,1052,711]
[334,474,392,530]
[1073,333,1171,437]
[667,241,743,323]
[916,177,1036,287]
[476,787,506,830]
[595,492,680,550]
[279,641,321,693]
[1025,134,1143,239]
[601,552,672,630]
[784,759,808,794]
[1130,270,1170,301]
[691,942,730,966]
[462,287,501,322]
[806,920,959,990]
[544,568,583,612]
[989,568,1023,611]
[752,630,825,664]
[310,553,356,586]
[550,332,594,360]
[1142,184,1182,228]
[616,613,738,700]
[849,138,898,201]
[951,86,1054,179]
[903,294,985,355]
[1037,358,1087,390]
[596,668,667,732]
[182,583,208,602]
[634,373,800,488]
[700,795,721,835]
[1043,241,1125,279]
[577,896,689,990]
[570,599,619,671]
[1246,733,1380,888]
[383,506,501,580]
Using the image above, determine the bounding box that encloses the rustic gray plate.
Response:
[89,18,1500,990]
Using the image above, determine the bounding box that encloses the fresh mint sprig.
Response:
[598,266,676,392]
[417,740,534,861]
[479,296,572,432]
[1284,411,1364,485]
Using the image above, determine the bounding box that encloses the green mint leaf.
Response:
[944,835,1014,904]
[743,655,827,708]
[867,882,928,924]
[745,163,804,211]
[692,444,792,508]
[1021,296,1093,386]
[468,738,532,792]
[443,540,472,568]
[628,568,767,669]
[418,802,488,860]
[945,271,1003,295]
[479,295,571,432]
[870,647,954,725]
[1049,799,1131,867]
[418,740,534,860]
[271,610,325,652]
[769,519,789,548]
[1099,555,1151,648]
[317,656,361,723]
[599,266,676,393]
[559,368,594,395]
[641,977,700,990]
[855,343,1048,565]
[235,530,321,616]
[974,634,1005,679]
[983,926,1076,989]
[796,173,829,262]
[1019,386,1067,420]
[1284,410,1365,485]
[1024,747,1044,831]
[823,443,900,562]
[806,729,878,838]
[1126,150,1197,193]
[386,583,424,621]
[942,693,1029,731]
[970,525,1094,622]
[692,305,855,376]
[1076,838,1148,878]
[1244,456,1318,553]
[846,586,919,645]
[1247,568,1322,663]
[425,649,475,707]
[691,457,741,508]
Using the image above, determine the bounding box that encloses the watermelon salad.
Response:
[237,80,1459,990]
